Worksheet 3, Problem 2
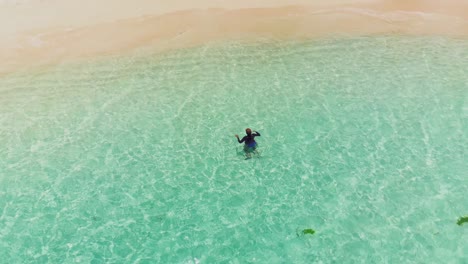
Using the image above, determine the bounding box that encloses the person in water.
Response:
[235,128,261,158]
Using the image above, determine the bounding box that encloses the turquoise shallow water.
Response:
[0,36,467,263]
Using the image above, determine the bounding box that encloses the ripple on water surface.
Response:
[0,36,467,263]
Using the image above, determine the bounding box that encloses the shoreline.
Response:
[1,1,467,75]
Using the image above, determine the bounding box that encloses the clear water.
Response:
[0,36,467,263]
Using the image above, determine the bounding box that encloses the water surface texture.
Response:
[0,36,467,263]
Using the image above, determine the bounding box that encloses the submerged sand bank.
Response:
[0,0,467,75]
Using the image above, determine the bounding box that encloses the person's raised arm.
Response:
[235,134,244,143]
[253,131,261,136]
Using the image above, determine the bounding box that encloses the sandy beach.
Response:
[1,0,467,75]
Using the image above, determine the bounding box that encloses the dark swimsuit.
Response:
[238,132,261,148]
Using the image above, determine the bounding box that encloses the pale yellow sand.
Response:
[0,0,467,75]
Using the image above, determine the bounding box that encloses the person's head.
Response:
[245,128,252,135]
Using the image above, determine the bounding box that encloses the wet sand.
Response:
[0,0,467,75]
